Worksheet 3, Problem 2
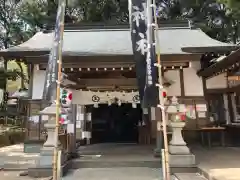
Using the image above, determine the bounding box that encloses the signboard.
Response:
[185,105,196,119]
[227,75,240,88]
[228,75,240,81]
[196,104,207,112]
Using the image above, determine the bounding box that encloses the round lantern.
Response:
[180,113,186,121]
[162,91,167,98]
[162,89,168,104]
[59,114,68,125]
[60,88,72,107]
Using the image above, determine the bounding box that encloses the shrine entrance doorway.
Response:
[91,103,142,143]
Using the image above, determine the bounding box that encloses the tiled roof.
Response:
[1,27,238,56]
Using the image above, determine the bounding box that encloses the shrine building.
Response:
[0,21,238,147]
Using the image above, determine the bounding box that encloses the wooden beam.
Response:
[27,54,199,65]
[39,62,190,71]
[65,70,136,79]
[197,49,240,78]
[77,78,137,87]
[179,69,185,96]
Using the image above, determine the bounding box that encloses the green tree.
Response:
[77,0,128,23]
[217,0,240,43]
[0,0,31,105]
[0,63,27,90]
[0,0,36,49]
[218,0,240,18]
[157,0,240,44]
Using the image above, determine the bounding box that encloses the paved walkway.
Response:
[71,143,166,179]
[193,146,240,180]
[1,143,239,180]
[0,144,39,170]
[0,171,50,180]
[76,143,159,163]
[0,143,167,180]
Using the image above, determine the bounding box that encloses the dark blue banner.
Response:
[130,0,158,108]
[42,0,66,101]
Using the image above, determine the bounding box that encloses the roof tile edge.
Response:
[42,20,193,33]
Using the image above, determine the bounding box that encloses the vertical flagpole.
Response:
[152,1,170,179]
[53,0,66,180]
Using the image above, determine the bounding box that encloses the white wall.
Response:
[183,62,204,96]
[32,66,45,99]
[164,70,181,96]
[206,73,227,89]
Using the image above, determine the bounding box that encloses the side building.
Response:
[198,49,240,145]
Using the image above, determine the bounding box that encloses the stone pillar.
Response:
[28,103,68,178]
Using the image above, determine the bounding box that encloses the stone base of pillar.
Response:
[28,163,70,178]
[28,147,69,178]
[67,152,79,160]
[169,144,190,154]
[169,153,196,168]
[153,148,162,158]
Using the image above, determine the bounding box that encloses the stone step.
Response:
[71,159,162,169]
[170,166,198,174]
[174,173,207,180]
[63,168,166,180]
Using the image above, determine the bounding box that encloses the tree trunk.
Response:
[16,61,25,89]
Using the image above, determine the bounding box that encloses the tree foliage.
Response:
[157,0,240,43]
[73,0,129,23]
[218,0,240,18]
[0,0,240,49]
[0,0,33,49]
[0,68,26,89]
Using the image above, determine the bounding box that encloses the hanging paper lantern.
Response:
[68,92,72,101]
[60,88,72,106]
[60,88,68,104]
[180,113,186,121]
[162,91,167,98]
[59,116,64,124]
[59,114,68,124]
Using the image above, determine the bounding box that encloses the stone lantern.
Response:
[28,103,68,178]
[166,96,195,168]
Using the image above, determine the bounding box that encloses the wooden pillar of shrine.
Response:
[75,105,92,145]
[138,108,151,145]
[76,105,85,143]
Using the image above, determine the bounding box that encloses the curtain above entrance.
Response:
[72,90,140,105]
